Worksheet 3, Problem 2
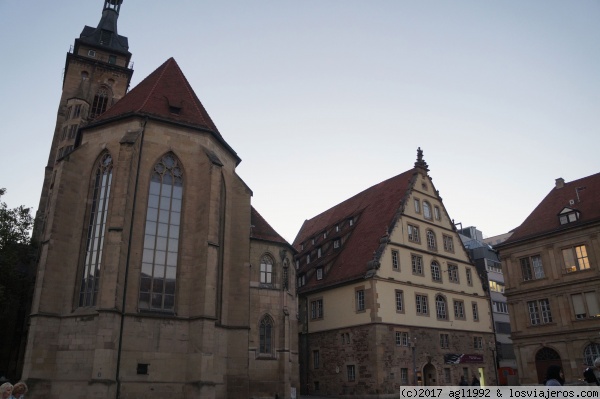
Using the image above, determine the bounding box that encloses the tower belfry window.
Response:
[100,30,111,46]
[90,87,110,119]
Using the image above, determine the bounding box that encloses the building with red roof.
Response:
[23,2,298,398]
[496,172,600,385]
[294,149,496,395]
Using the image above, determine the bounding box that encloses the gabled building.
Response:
[24,2,298,398]
[495,173,600,385]
[294,150,496,396]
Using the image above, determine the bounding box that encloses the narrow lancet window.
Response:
[79,153,113,307]
[139,153,183,311]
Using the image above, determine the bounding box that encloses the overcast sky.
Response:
[1,1,598,243]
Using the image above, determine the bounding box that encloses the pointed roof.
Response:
[78,1,130,55]
[251,207,290,246]
[499,172,600,245]
[93,58,240,163]
[293,167,417,290]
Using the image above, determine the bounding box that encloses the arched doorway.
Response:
[423,363,437,386]
[535,347,562,384]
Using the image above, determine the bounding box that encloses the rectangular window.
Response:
[401,332,409,346]
[334,239,341,249]
[571,292,600,319]
[392,250,399,270]
[443,235,454,252]
[466,268,473,286]
[489,281,505,293]
[440,333,449,349]
[356,289,365,311]
[444,368,451,384]
[486,259,503,274]
[454,300,465,319]
[520,255,545,281]
[562,245,590,273]
[493,301,509,314]
[472,302,479,321]
[434,206,441,221]
[411,254,423,275]
[395,331,402,346]
[317,247,322,258]
[528,299,553,325]
[73,104,82,118]
[448,264,459,283]
[316,267,323,280]
[401,368,409,384]
[416,294,428,315]
[395,290,404,312]
[311,299,323,320]
[347,365,356,382]
[414,198,421,213]
[313,350,320,369]
[473,336,483,349]
[408,224,420,243]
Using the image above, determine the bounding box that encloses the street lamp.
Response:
[409,336,418,385]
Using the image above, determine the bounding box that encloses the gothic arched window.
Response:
[260,254,274,285]
[79,152,113,307]
[139,153,183,311]
[259,315,274,354]
[90,86,111,119]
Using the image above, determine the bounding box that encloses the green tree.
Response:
[0,196,36,380]
[0,201,34,305]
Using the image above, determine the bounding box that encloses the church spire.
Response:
[78,0,129,55]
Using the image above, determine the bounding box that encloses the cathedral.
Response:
[24,1,299,398]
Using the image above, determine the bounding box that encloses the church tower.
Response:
[24,2,299,398]
[34,0,133,241]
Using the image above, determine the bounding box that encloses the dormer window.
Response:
[307,254,311,264]
[336,224,340,232]
[323,231,327,239]
[316,267,323,280]
[348,218,354,227]
[88,50,96,57]
[334,239,340,249]
[317,247,322,258]
[559,207,580,225]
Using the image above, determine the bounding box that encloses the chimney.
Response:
[555,178,565,189]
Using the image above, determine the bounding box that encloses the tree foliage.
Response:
[0,201,35,311]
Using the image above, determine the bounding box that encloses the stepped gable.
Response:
[96,57,221,135]
[503,172,600,244]
[294,169,415,289]
[251,207,289,245]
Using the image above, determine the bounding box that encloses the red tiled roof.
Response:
[97,58,220,132]
[293,169,417,291]
[502,172,600,245]
[251,206,290,246]
[92,57,241,163]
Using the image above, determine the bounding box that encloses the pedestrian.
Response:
[459,376,469,386]
[0,383,12,399]
[471,374,480,386]
[10,382,27,399]
[544,365,564,386]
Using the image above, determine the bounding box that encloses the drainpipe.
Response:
[116,118,147,399]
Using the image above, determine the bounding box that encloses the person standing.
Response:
[544,365,564,386]
[0,383,12,399]
[10,382,27,399]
